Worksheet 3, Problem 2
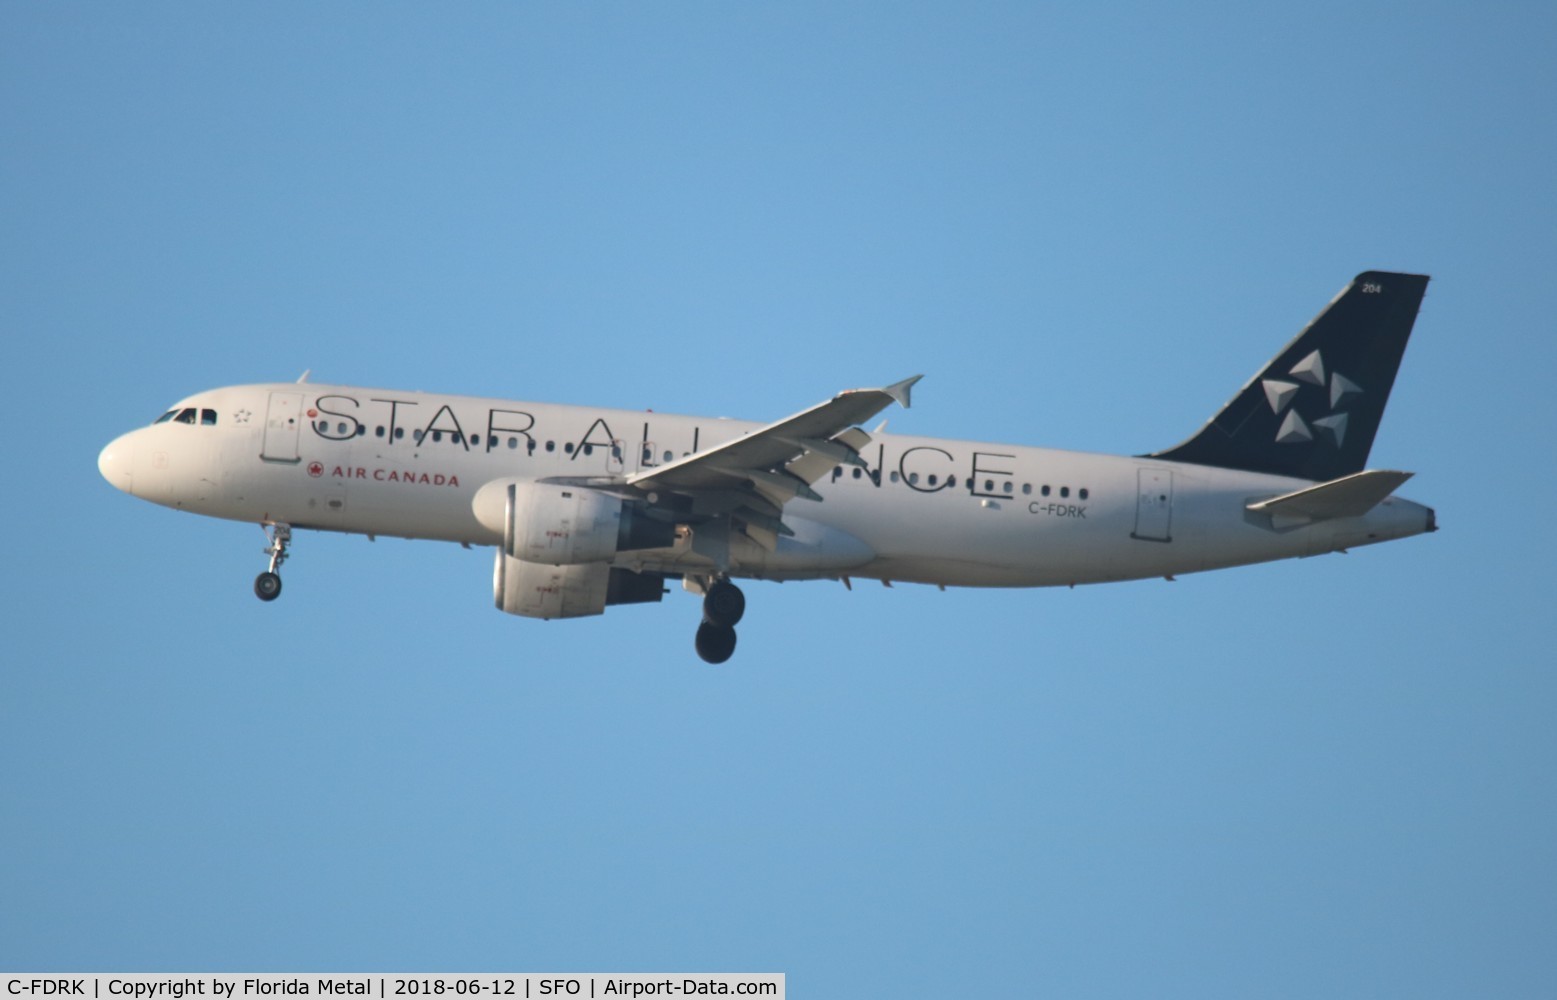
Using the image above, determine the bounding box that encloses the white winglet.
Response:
[882,375,923,409]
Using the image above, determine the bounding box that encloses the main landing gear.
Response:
[695,578,746,664]
[254,522,292,602]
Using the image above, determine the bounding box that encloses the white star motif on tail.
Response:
[1260,350,1363,447]
[1275,410,1313,443]
[1330,372,1362,408]
[1263,379,1300,413]
[1290,350,1326,386]
[1313,413,1348,446]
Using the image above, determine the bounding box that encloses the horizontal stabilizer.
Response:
[1247,469,1413,522]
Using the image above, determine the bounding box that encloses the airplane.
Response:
[98,270,1436,663]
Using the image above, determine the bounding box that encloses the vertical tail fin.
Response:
[1148,271,1429,481]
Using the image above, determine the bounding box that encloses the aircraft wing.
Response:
[627,376,920,544]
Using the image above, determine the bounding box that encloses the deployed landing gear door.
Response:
[262,391,304,463]
[1132,468,1173,542]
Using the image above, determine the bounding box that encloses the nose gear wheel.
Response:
[255,523,292,602]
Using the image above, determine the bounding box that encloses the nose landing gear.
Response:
[695,578,745,664]
[254,522,292,602]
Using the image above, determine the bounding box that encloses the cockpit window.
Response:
[154,406,219,426]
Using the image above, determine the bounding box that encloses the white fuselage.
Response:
[98,381,1434,589]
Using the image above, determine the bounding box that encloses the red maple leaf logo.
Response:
[307,462,324,478]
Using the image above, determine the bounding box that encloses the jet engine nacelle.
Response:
[473,479,677,565]
[493,554,668,619]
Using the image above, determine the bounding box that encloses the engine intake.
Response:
[473,480,677,565]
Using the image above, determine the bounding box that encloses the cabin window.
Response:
[909,472,920,485]
[545,441,555,452]
[890,471,900,483]
[1041,485,1051,497]
[1003,482,1013,494]
[394,427,405,440]
[508,437,519,449]
[984,479,994,492]
[582,444,593,456]
[1079,488,1089,500]
[414,430,425,443]
[1022,483,1032,495]
[431,430,442,443]
[926,474,937,486]
[375,426,385,438]
[853,468,863,479]
[664,450,674,462]
[564,443,575,454]
[1060,486,1070,498]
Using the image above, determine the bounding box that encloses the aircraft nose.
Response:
[98,434,135,494]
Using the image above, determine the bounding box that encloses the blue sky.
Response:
[3,3,1555,995]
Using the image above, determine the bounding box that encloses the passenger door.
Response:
[1132,468,1174,542]
[261,392,304,463]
